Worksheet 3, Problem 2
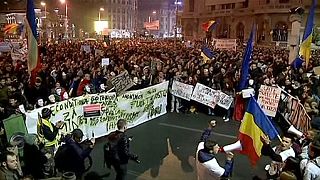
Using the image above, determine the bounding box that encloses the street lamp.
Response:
[99,7,104,21]
[41,2,46,18]
[60,0,68,39]
[149,10,156,23]
[174,0,182,43]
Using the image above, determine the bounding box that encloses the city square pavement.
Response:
[86,112,271,180]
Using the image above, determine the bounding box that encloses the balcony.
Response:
[199,9,233,17]
[254,4,293,14]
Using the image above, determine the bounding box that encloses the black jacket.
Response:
[60,136,92,177]
[107,130,137,165]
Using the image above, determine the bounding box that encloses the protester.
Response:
[105,119,139,180]
[55,129,95,179]
[0,151,20,180]
[196,120,234,180]
[261,134,296,179]
[300,134,320,180]
[37,108,64,177]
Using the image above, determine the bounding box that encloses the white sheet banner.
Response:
[213,38,237,51]
[257,85,281,117]
[191,83,219,109]
[26,81,169,138]
[171,81,194,101]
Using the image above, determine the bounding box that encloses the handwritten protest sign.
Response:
[278,90,311,132]
[25,81,169,138]
[111,70,134,95]
[80,45,91,54]
[217,92,233,110]
[101,58,110,66]
[213,38,237,51]
[171,81,194,101]
[191,83,219,109]
[257,85,281,117]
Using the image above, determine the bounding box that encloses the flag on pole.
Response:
[202,20,218,32]
[299,0,316,67]
[27,0,41,85]
[233,25,256,121]
[238,97,279,166]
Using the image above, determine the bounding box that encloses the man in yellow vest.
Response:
[37,108,64,177]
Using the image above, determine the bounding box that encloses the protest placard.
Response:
[101,58,110,66]
[217,92,233,110]
[111,70,135,95]
[277,90,311,132]
[25,81,169,138]
[213,38,237,51]
[171,81,194,101]
[80,45,91,54]
[257,85,281,117]
[3,114,28,143]
[191,83,219,109]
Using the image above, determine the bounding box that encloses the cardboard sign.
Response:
[111,70,134,95]
[258,85,282,117]
[101,58,110,66]
[171,81,194,101]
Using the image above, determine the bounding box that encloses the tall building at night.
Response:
[138,0,183,38]
[181,0,320,43]
[76,0,138,37]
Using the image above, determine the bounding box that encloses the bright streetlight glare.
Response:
[152,11,156,14]
[41,2,46,6]
[100,8,105,11]
[60,0,66,4]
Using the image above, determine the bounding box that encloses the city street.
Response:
[88,112,270,180]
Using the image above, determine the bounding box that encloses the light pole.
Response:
[41,2,46,42]
[99,7,104,21]
[41,2,46,18]
[174,0,182,44]
[60,0,68,39]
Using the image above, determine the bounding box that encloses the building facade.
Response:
[181,0,320,44]
[138,0,183,38]
[77,0,138,36]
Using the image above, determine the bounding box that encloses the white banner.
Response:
[213,38,237,51]
[191,83,219,109]
[257,85,281,117]
[171,81,194,101]
[25,81,169,138]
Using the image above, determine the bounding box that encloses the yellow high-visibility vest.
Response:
[37,118,58,147]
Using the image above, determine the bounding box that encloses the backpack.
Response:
[104,132,124,168]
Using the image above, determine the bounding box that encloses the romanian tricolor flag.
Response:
[238,97,279,166]
[26,0,41,84]
[3,24,20,34]
[202,20,218,32]
[233,25,255,121]
[200,46,214,63]
[299,0,316,67]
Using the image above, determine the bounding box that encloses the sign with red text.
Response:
[257,85,281,117]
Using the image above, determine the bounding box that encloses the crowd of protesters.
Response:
[0,38,319,179]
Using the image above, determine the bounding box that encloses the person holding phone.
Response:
[56,129,95,179]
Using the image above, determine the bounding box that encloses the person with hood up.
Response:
[196,120,234,180]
